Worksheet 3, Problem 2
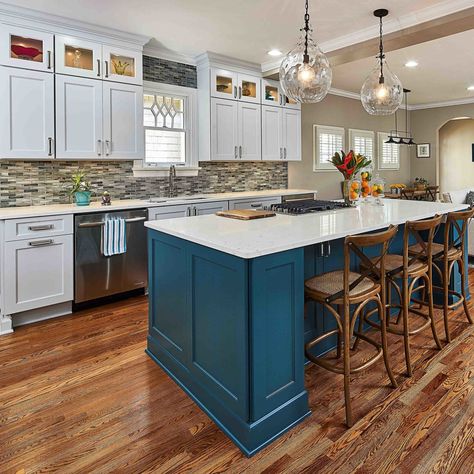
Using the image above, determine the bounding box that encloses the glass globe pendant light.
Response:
[279,0,332,103]
[361,9,403,115]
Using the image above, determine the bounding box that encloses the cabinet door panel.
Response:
[210,68,238,99]
[148,205,190,220]
[103,82,143,159]
[55,36,102,78]
[55,75,103,159]
[102,46,142,85]
[193,201,229,216]
[211,98,238,160]
[1,25,53,72]
[238,102,261,160]
[237,73,260,103]
[4,235,73,314]
[0,67,54,159]
[283,109,301,161]
[262,105,283,161]
[261,79,282,107]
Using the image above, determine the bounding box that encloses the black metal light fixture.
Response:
[385,88,416,146]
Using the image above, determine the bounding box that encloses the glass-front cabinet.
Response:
[55,35,102,78]
[211,68,238,99]
[262,79,281,106]
[0,25,54,72]
[210,68,260,103]
[102,46,142,85]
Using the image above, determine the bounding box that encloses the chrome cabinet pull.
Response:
[186,207,191,217]
[28,239,54,247]
[97,59,101,77]
[234,146,238,159]
[105,60,109,78]
[47,51,52,69]
[97,139,102,156]
[105,140,110,156]
[193,206,197,216]
[284,147,287,159]
[250,203,263,208]
[233,86,237,98]
[47,137,54,157]
[28,224,54,231]
[239,86,242,99]
[280,147,283,159]
[239,145,242,159]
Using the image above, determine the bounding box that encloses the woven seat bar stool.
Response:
[409,208,474,342]
[304,225,398,427]
[362,215,443,378]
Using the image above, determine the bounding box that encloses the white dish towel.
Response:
[103,218,127,257]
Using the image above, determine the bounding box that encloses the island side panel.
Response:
[146,229,310,456]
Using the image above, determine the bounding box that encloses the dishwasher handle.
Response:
[77,216,146,228]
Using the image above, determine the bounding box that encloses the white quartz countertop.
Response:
[145,200,468,259]
[0,189,314,220]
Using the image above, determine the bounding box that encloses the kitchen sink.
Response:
[148,196,208,203]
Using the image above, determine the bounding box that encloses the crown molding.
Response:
[195,51,261,74]
[143,45,196,65]
[0,1,150,48]
[261,0,474,72]
[328,88,360,101]
[410,96,474,111]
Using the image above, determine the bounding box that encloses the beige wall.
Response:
[288,94,411,199]
[439,119,474,192]
[410,103,474,189]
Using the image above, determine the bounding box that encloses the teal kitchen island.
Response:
[144,199,467,456]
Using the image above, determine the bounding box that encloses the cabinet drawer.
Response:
[3,234,74,314]
[148,204,190,221]
[5,214,73,241]
[229,197,281,210]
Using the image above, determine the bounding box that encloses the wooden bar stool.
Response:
[362,215,443,378]
[304,225,398,427]
[409,208,474,342]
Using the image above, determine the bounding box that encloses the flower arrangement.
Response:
[329,150,372,179]
[414,177,429,189]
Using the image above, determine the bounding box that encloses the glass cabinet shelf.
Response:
[110,53,135,78]
[10,35,43,63]
[241,80,257,99]
[216,75,233,95]
[264,84,279,103]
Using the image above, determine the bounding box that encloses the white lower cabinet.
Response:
[55,74,103,159]
[4,234,73,314]
[0,66,54,159]
[148,204,190,220]
[193,201,228,215]
[229,196,281,210]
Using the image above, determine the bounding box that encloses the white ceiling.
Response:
[2,0,460,64]
[331,29,474,105]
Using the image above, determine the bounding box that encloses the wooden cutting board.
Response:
[215,209,276,220]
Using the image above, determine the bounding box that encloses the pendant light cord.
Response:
[303,0,310,63]
[378,15,385,84]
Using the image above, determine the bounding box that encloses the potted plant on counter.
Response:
[69,171,92,206]
[414,177,429,190]
[329,150,372,205]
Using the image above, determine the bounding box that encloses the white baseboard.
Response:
[12,302,72,328]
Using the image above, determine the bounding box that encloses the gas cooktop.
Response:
[269,199,351,215]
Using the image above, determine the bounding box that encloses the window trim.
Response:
[349,129,374,161]
[377,131,400,170]
[313,124,345,172]
[133,81,199,176]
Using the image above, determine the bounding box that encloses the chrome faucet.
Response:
[168,165,177,198]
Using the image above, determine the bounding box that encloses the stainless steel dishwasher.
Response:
[74,209,148,303]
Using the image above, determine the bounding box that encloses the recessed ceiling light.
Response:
[405,60,418,68]
[267,49,282,57]
[468,85,474,91]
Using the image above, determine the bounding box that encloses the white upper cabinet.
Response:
[210,68,260,103]
[211,98,239,160]
[102,45,142,85]
[55,75,103,159]
[262,79,282,107]
[282,109,301,161]
[55,35,102,79]
[238,102,261,160]
[210,68,238,99]
[103,82,143,159]
[0,67,54,159]
[237,73,260,103]
[261,105,283,161]
[0,25,53,72]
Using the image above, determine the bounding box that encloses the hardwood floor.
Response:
[1,278,473,474]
